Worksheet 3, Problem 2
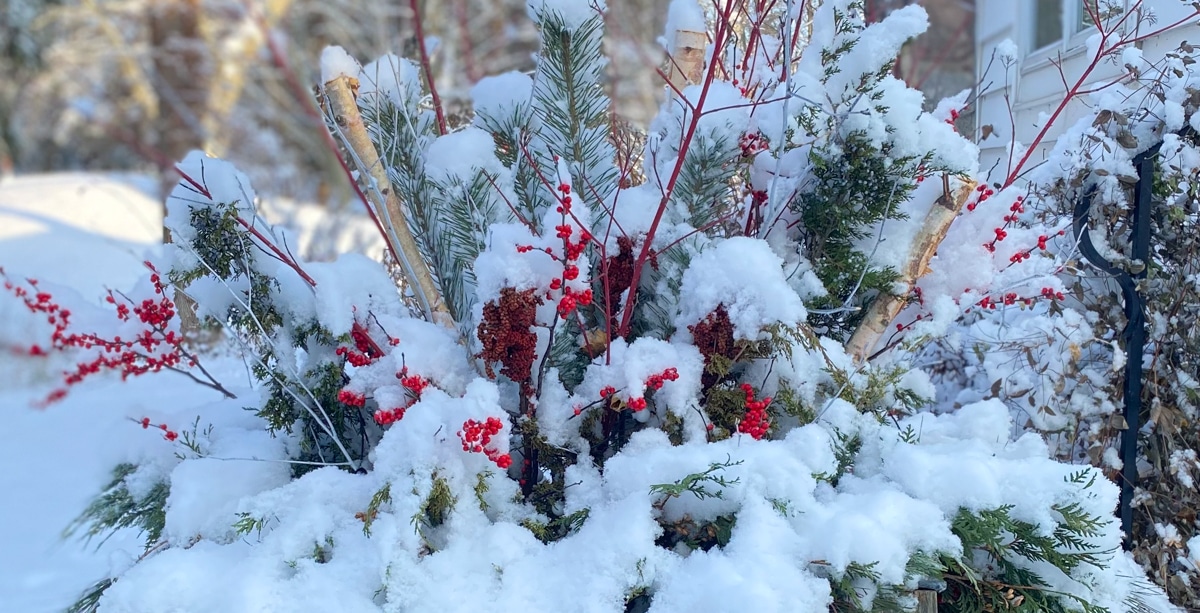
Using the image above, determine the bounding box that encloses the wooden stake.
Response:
[323,75,455,330]
[916,589,939,613]
[845,177,976,362]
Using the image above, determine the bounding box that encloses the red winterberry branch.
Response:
[135,416,180,442]
[408,0,448,136]
[1,265,234,405]
[617,0,738,338]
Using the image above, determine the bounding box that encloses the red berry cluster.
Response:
[645,367,680,391]
[1006,230,1066,267]
[1,263,195,405]
[739,132,769,157]
[398,369,428,396]
[964,184,997,212]
[139,416,179,442]
[335,321,388,367]
[458,417,512,469]
[737,383,771,440]
[945,107,962,131]
[983,195,1039,254]
[895,283,1069,335]
[1001,195,1027,222]
[1041,287,1066,301]
[373,369,431,425]
[338,389,366,406]
[373,405,405,425]
[620,366,682,411]
[552,184,595,319]
[968,287,1064,312]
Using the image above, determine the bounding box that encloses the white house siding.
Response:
[974,0,1199,180]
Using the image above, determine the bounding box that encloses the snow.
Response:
[359,54,421,108]
[0,172,399,611]
[996,39,1019,64]
[674,237,807,340]
[0,173,210,611]
[425,127,508,186]
[320,45,361,83]
[661,0,707,52]
[470,71,534,122]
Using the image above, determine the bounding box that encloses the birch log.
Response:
[323,75,455,330]
[668,30,707,92]
[844,177,976,362]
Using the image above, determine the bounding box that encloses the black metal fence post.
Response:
[1072,128,1193,547]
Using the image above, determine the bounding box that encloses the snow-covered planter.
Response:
[40,0,1183,611]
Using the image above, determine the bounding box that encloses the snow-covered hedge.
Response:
[38,0,1188,611]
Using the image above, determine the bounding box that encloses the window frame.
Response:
[1025,0,1128,57]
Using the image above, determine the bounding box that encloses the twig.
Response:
[410,0,448,135]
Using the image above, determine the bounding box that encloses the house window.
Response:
[1030,0,1120,52]
[1033,0,1064,50]
[1077,0,1101,32]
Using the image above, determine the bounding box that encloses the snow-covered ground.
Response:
[0,173,167,612]
[0,173,378,612]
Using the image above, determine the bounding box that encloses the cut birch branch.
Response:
[844,176,976,363]
[668,29,707,93]
[323,75,456,330]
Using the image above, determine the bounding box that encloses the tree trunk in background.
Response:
[201,0,294,158]
[605,0,667,127]
[149,0,211,199]
[149,0,211,336]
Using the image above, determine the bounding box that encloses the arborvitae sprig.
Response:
[66,578,115,613]
[797,132,917,338]
[171,201,284,336]
[649,457,743,504]
[65,463,168,549]
[941,486,1111,613]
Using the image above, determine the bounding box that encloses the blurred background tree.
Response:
[0,0,972,200]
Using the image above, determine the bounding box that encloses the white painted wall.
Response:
[973,0,1199,181]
